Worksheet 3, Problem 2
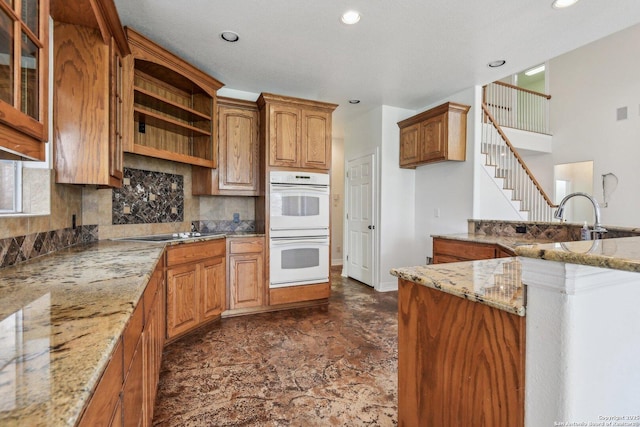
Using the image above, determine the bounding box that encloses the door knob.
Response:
[368,225,375,230]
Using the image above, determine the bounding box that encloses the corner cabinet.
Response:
[52,0,129,186]
[165,239,226,341]
[123,28,224,168]
[192,97,260,196]
[257,93,337,170]
[398,102,470,169]
[0,0,49,160]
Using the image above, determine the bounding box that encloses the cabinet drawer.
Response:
[433,238,496,261]
[167,240,225,266]
[228,237,264,254]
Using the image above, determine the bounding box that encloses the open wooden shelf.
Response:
[134,87,211,122]
[129,143,215,168]
[123,27,223,167]
[134,108,211,137]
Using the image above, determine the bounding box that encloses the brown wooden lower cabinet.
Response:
[165,239,226,340]
[122,337,144,426]
[77,339,123,426]
[433,237,514,264]
[142,256,165,426]
[228,237,265,310]
[78,259,165,427]
[398,278,525,426]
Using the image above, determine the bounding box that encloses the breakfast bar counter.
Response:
[393,234,640,426]
[514,235,640,272]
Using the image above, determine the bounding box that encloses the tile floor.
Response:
[152,268,399,426]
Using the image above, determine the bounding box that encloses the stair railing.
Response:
[483,81,551,134]
[481,103,557,221]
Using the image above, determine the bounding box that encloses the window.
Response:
[0,159,22,213]
[0,0,48,160]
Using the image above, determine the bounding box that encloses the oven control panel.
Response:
[270,171,330,186]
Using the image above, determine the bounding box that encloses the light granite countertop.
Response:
[0,240,165,427]
[0,232,266,426]
[404,233,640,317]
[390,257,525,316]
[514,235,640,273]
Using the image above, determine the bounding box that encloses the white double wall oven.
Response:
[269,171,330,288]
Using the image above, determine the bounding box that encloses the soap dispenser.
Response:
[581,221,590,241]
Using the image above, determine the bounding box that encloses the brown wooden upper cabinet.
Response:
[0,0,49,161]
[52,0,130,187]
[257,93,337,170]
[398,102,470,168]
[123,28,224,168]
[192,97,259,196]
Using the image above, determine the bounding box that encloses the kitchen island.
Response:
[392,235,640,426]
[392,258,526,426]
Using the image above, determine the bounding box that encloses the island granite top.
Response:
[514,236,640,273]
[390,257,524,316]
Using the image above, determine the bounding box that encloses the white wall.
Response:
[544,23,640,227]
[331,137,344,265]
[415,88,479,259]
[378,106,421,290]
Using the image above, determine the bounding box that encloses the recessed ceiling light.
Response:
[488,60,506,68]
[341,10,361,25]
[348,99,361,104]
[552,0,580,9]
[524,64,545,76]
[220,31,240,42]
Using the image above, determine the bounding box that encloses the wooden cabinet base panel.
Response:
[223,299,328,318]
[398,278,525,426]
[164,315,223,345]
[269,283,331,306]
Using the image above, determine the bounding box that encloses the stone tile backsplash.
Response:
[469,219,640,240]
[0,225,98,269]
[193,220,255,233]
[112,168,184,225]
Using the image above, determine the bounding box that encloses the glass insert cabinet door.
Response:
[0,0,46,145]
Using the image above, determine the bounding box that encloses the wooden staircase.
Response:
[480,101,557,221]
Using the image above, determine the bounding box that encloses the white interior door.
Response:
[346,154,374,286]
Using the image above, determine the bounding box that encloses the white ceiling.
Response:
[113,0,640,122]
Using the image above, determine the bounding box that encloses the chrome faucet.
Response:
[554,192,607,238]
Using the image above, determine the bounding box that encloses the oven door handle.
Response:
[270,237,329,246]
[270,183,329,193]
